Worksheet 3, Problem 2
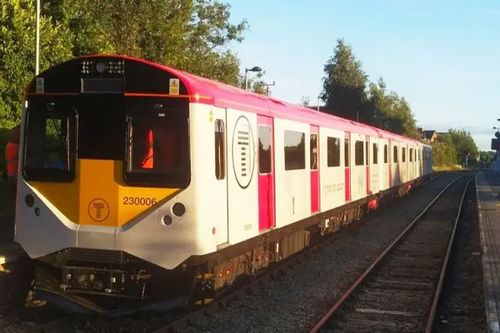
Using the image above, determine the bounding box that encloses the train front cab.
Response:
[14,56,221,313]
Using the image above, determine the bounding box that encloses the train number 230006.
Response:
[123,197,157,206]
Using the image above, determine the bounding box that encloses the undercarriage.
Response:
[32,248,199,315]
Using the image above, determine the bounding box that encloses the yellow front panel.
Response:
[29,159,180,227]
[78,160,119,226]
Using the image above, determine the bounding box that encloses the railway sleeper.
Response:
[333,312,417,332]
[355,296,429,315]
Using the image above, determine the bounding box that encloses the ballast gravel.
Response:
[178,174,461,333]
[0,174,461,333]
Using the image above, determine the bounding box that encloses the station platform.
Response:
[477,171,500,332]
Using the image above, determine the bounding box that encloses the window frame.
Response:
[355,140,364,166]
[124,106,191,188]
[373,143,378,165]
[215,119,226,180]
[284,130,305,171]
[310,132,318,170]
[22,102,78,183]
[327,136,341,167]
[344,138,350,167]
[258,125,273,175]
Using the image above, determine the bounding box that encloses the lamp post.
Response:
[35,0,40,75]
[245,66,262,90]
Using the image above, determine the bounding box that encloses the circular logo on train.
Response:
[88,198,110,222]
[232,115,255,189]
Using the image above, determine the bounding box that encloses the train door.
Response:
[365,137,371,195]
[402,144,408,183]
[370,137,379,194]
[344,132,351,202]
[420,148,423,176]
[212,108,229,245]
[388,140,393,186]
[413,147,417,179]
[257,115,276,231]
[310,125,320,213]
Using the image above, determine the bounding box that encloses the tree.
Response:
[0,0,73,128]
[42,0,114,56]
[44,0,248,85]
[321,38,371,122]
[431,134,457,167]
[430,128,480,168]
[479,150,495,163]
[300,96,310,107]
[447,129,479,165]
[319,39,420,139]
[367,78,419,138]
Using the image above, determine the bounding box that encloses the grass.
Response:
[433,164,463,172]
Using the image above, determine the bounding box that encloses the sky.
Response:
[226,0,500,151]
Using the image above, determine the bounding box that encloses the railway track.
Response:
[3,173,447,333]
[308,173,474,333]
[148,173,448,333]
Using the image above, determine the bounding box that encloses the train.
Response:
[12,55,433,315]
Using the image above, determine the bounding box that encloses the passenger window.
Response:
[284,130,305,170]
[327,137,341,167]
[215,119,225,179]
[402,147,406,162]
[384,144,388,163]
[373,143,378,165]
[310,133,318,170]
[393,146,398,163]
[344,138,350,167]
[355,140,364,166]
[259,126,272,174]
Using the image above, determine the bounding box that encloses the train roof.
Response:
[66,55,424,146]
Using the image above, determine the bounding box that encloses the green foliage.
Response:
[43,0,247,85]
[0,0,73,128]
[367,79,419,138]
[479,150,495,163]
[447,129,478,164]
[430,129,479,168]
[42,0,114,55]
[321,38,370,122]
[431,134,457,167]
[321,39,419,138]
